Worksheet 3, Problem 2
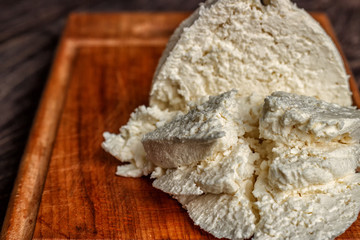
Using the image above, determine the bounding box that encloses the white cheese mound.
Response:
[101,0,359,238]
[260,91,360,145]
[252,92,360,239]
[151,0,351,111]
[102,0,353,178]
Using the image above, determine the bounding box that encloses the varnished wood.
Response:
[1,13,359,240]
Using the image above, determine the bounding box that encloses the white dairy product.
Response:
[152,143,258,195]
[101,0,359,238]
[151,0,351,111]
[144,90,261,238]
[142,90,263,168]
[148,90,260,196]
[260,91,360,192]
[141,90,360,240]
[142,90,240,168]
[102,0,353,179]
[183,191,257,240]
[260,92,360,145]
[152,167,204,195]
[253,162,360,240]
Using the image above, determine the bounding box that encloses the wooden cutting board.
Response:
[1,12,360,240]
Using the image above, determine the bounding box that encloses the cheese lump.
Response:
[143,91,360,240]
[261,92,360,191]
[102,0,353,178]
[145,90,261,239]
[151,0,351,110]
[254,169,360,240]
[101,0,359,238]
[260,91,360,145]
[254,92,360,239]
[145,90,261,197]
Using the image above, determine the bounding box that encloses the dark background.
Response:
[0,0,359,229]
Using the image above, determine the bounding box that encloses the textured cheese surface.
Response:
[150,0,351,111]
[260,91,360,145]
[268,144,360,191]
[101,0,359,238]
[152,143,258,195]
[149,90,260,196]
[102,0,352,179]
[142,91,360,240]
[142,90,240,168]
[184,192,257,240]
[101,105,178,177]
[254,167,360,240]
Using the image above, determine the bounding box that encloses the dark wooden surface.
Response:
[0,0,359,230]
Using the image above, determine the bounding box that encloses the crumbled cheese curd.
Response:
[102,0,359,239]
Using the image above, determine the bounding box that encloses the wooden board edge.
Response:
[311,12,360,108]
[0,15,77,240]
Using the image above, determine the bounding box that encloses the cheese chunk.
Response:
[101,0,359,237]
[147,90,260,196]
[152,143,258,195]
[183,191,257,240]
[254,164,360,240]
[142,90,240,168]
[151,0,351,110]
[260,91,360,145]
[102,0,352,178]
[143,91,360,239]
[153,167,203,195]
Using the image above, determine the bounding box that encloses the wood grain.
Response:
[1,13,360,240]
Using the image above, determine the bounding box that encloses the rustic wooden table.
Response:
[0,0,359,229]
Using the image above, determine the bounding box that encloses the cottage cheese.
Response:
[142,90,240,169]
[103,0,352,179]
[255,93,360,239]
[146,90,260,196]
[260,92,360,191]
[101,0,360,238]
[183,191,257,240]
[254,164,360,240]
[152,142,258,195]
[142,91,360,240]
[268,143,360,191]
[151,0,351,110]
[260,91,360,145]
